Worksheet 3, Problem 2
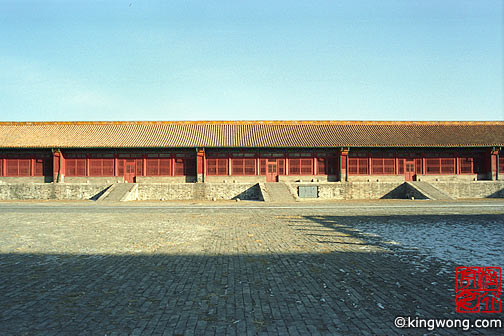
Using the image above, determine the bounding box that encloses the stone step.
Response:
[407,181,454,200]
[263,182,296,202]
[98,183,137,202]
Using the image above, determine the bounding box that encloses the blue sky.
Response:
[0,0,502,121]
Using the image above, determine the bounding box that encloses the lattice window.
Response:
[34,159,43,176]
[425,158,455,174]
[174,159,184,175]
[207,158,228,176]
[358,159,368,174]
[136,159,144,175]
[426,159,440,174]
[146,158,159,175]
[288,158,313,175]
[218,159,227,175]
[277,159,285,175]
[207,159,217,175]
[348,158,368,175]
[118,160,124,175]
[371,159,383,174]
[289,159,300,175]
[415,159,423,175]
[317,158,326,174]
[300,159,312,174]
[398,159,404,174]
[146,158,172,176]
[66,158,86,176]
[384,159,395,174]
[174,158,196,176]
[5,159,30,176]
[459,158,473,174]
[231,159,244,175]
[89,158,115,176]
[231,158,256,175]
[244,159,255,175]
[259,159,267,175]
[372,158,395,174]
[348,158,358,174]
[500,157,504,173]
[441,159,455,174]
[33,158,51,176]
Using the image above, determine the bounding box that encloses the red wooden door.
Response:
[266,163,278,182]
[405,160,415,181]
[124,161,136,183]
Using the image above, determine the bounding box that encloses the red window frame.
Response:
[317,158,326,175]
[288,158,313,175]
[348,158,369,175]
[258,158,286,176]
[66,158,86,176]
[425,158,455,174]
[459,157,474,174]
[231,158,256,176]
[33,158,52,177]
[146,158,172,176]
[174,158,196,176]
[371,158,395,175]
[499,157,504,174]
[5,159,31,176]
[259,159,267,175]
[398,159,404,174]
[206,158,228,176]
[88,158,115,176]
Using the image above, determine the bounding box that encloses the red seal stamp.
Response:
[455,266,501,313]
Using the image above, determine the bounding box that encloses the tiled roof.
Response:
[0,121,503,148]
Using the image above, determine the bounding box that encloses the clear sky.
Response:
[0,0,503,121]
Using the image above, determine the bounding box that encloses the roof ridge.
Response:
[1,120,504,126]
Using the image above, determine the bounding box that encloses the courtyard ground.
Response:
[0,200,503,335]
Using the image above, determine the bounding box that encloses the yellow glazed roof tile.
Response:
[0,121,503,148]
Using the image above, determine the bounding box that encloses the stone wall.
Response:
[303,182,404,200]
[347,176,404,182]
[429,181,504,198]
[0,183,110,200]
[1,181,503,201]
[279,175,338,183]
[64,176,124,183]
[205,176,266,183]
[0,177,49,183]
[136,176,196,183]
[291,181,504,200]
[136,183,262,201]
[416,174,477,182]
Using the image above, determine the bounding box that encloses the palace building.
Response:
[0,121,503,201]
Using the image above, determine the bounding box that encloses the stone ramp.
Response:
[97,183,137,202]
[263,182,296,202]
[407,181,454,200]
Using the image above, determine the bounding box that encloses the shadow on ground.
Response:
[0,214,501,335]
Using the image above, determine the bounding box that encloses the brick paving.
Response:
[0,202,502,335]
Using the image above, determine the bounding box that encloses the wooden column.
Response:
[490,148,497,180]
[496,148,500,181]
[341,147,349,182]
[52,149,62,183]
[196,148,205,183]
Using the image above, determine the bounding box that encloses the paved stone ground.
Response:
[0,201,503,335]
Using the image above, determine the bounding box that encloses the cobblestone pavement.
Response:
[0,201,503,335]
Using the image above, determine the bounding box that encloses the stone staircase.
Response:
[97,183,137,202]
[263,183,296,202]
[406,181,454,200]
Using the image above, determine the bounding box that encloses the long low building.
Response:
[0,121,503,186]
